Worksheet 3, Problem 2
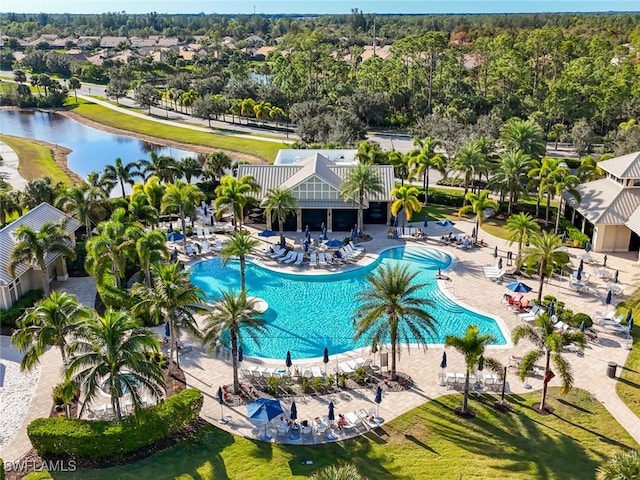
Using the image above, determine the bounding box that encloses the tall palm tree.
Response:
[219,231,259,292]
[409,136,445,206]
[450,141,482,204]
[202,290,266,394]
[162,181,206,248]
[11,291,90,370]
[500,118,546,159]
[8,221,76,297]
[445,325,502,415]
[339,163,384,236]
[597,449,640,480]
[55,185,106,238]
[548,169,582,235]
[204,152,233,181]
[355,141,387,165]
[132,262,203,370]
[262,187,298,237]
[457,190,499,243]
[505,213,541,267]
[178,156,203,184]
[522,232,570,302]
[139,152,179,184]
[352,263,437,380]
[529,157,559,226]
[390,185,422,223]
[577,155,606,182]
[0,187,22,227]
[127,192,159,227]
[103,157,141,199]
[66,309,165,421]
[135,230,168,287]
[311,463,367,480]
[214,175,257,231]
[491,150,532,215]
[388,150,410,186]
[512,314,585,411]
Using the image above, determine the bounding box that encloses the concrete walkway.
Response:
[0,140,27,189]
[2,219,640,463]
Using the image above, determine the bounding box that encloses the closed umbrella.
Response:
[547,301,556,318]
[585,241,592,252]
[247,398,284,441]
[164,321,170,339]
[493,246,498,259]
[304,241,309,253]
[423,218,428,228]
[497,258,503,270]
[238,346,244,363]
[328,401,335,422]
[576,269,582,281]
[304,225,309,236]
[168,223,173,233]
[286,350,292,373]
[626,310,632,326]
[603,255,608,267]
[606,290,613,313]
[280,235,286,248]
[628,316,634,336]
[290,401,297,421]
[217,386,228,424]
[210,215,215,226]
[323,347,329,375]
[579,259,584,271]
[561,231,567,243]
[374,386,383,420]
[439,351,447,386]
[353,224,358,238]
[471,226,476,238]
[477,355,484,372]
[613,270,619,284]
[579,321,585,333]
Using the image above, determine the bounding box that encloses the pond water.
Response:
[0,109,195,181]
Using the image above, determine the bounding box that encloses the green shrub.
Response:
[27,388,203,459]
[66,241,87,276]
[267,376,280,394]
[354,367,367,383]
[573,313,593,329]
[52,380,79,406]
[0,290,44,328]
[311,376,325,392]
[299,377,310,393]
[22,473,51,480]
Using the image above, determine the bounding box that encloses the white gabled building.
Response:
[0,203,80,310]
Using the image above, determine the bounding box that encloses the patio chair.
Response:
[309,253,318,267]
[291,252,304,265]
[269,246,286,259]
[279,251,297,263]
[317,252,328,266]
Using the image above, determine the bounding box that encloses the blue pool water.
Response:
[190,246,506,360]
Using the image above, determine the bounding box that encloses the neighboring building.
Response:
[237,150,394,232]
[0,203,80,310]
[564,151,640,255]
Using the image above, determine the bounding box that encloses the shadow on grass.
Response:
[617,376,640,390]
[404,434,440,454]
[556,398,593,414]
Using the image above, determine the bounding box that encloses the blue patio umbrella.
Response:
[576,269,582,281]
[374,386,383,419]
[217,385,227,423]
[440,352,447,369]
[326,239,342,248]
[585,241,592,252]
[328,401,335,422]
[437,219,455,227]
[210,215,215,226]
[164,321,170,338]
[247,398,284,441]
[614,270,619,284]
[423,218,428,228]
[477,355,484,372]
[579,321,585,332]
[286,350,292,372]
[506,281,532,293]
[579,259,584,271]
[290,401,297,421]
[167,232,184,242]
[258,229,277,237]
[561,231,567,243]
[493,246,499,258]
[238,346,244,363]
[548,301,556,318]
[606,290,613,306]
[323,347,329,374]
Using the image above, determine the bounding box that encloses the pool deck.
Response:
[3,218,640,461]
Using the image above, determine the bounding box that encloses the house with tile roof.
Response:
[0,203,80,310]
[563,151,640,255]
[237,150,394,232]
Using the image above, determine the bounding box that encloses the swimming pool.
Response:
[189,246,506,360]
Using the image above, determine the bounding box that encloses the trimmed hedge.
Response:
[0,290,44,328]
[27,388,203,459]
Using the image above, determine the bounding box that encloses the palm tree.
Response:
[500,118,546,159]
[388,150,410,186]
[409,137,445,206]
[450,142,482,204]
[390,185,422,223]
[214,175,257,231]
[597,449,640,480]
[8,221,76,297]
[179,156,203,184]
[66,309,165,421]
[262,187,297,238]
[68,77,81,103]
[529,157,559,226]
[204,152,233,181]
[311,463,367,480]
[11,291,90,370]
[132,262,203,370]
[505,213,541,267]
[219,231,259,292]
[445,325,502,415]
[457,190,499,243]
[491,150,532,215]
[56,185,106,238]
[352,263,437,380]
[512,314,585,411]
[355,141,387,165]
[522,232,570,302]
[135,230,168,287]
[0,187,22,227]
[339,163,384,236]
[127,192,158,227]
[103,157,141,198]
[84,214,134,289]
[548,169,582,235]
[577,155,606,182]
[138,152,179,184]
[162,181,206,248]
[202,290,266,394]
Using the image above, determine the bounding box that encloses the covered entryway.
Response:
[272,214,297,232]
[364,202,388,225]
[301,209,326,231]
[332,209,357,232]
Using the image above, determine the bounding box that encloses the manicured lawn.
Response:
[410,204,459,222]
[0,134,73,184]
[68,103,283,162]
[617,325,640,417]
[481,217,511,241]
[45,388,636,480]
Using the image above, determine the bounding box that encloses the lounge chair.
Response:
[317,252,328,266]
[214,240,224,252]
[279,251,297,263]
[519,306,544,322]
[286,252,302,264]
[197,227,205,238]
[309,253,317,267]
[185,245,196,256]
[338,362,355,374]
[485,269,505,281]
[311,366,323,377]
[268,246,285,258]
[295,252,305,265]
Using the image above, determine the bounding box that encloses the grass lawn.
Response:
[407,205,459,222]
[0,134,72,185]
[68,103,283,162]
[43,388,635,480]
[617,325,640,417]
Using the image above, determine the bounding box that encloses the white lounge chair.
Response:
[269,246,287,259]
[309,253,317,267]
[295,252,305,265]
[317,252,327,266]
[279,251,297,263]
[214,240,224,252]
[311,366,323,377]
[284,252,300,264]
[197,227,205,238]
[338,362,355,374]
[485,269,505,281]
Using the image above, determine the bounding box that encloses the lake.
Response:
[0,109,195,181]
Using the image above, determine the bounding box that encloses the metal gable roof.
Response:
[0,203,80,285]
[564,178,623,224]
[280,153,344,191]
[599,151,640,179]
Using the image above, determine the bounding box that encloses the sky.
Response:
[1,0,639,15]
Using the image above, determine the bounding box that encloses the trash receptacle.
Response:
[607,362,617,378]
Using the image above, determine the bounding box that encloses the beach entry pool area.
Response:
[190,246,506,360]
